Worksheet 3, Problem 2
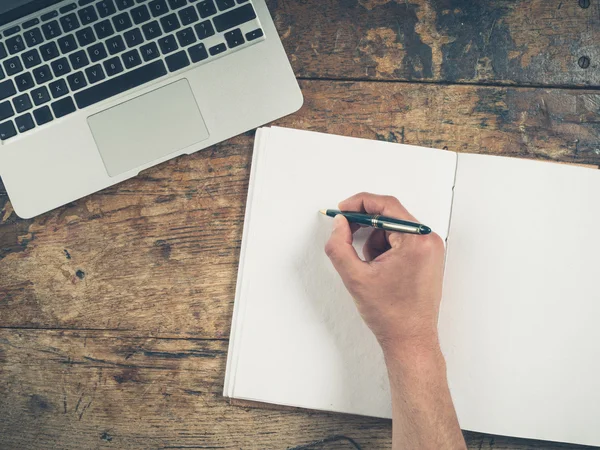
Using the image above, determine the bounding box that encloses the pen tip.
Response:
[420,225,432,235]
[319,209,327,215]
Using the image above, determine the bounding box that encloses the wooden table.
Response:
[1,1,599,448]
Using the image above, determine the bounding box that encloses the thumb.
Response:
[325,215,365,280]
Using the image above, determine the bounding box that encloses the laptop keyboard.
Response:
[0,0,265,141]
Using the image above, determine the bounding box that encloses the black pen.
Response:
[319,209,431,235]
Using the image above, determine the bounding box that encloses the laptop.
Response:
[0,0,303,218]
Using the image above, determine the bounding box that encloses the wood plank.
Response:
[0,329,593,449]
[269,0,600,87]
[1,81,599,335]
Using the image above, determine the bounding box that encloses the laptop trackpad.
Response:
[88,80,209,177]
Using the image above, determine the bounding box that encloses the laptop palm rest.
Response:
[88,79,210,177]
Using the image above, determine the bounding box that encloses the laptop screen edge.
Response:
[0,0,65,28]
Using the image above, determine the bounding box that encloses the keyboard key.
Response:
[194,20,214,39]
[106,35,126,55]
[245,28,263,41]
[224,28,243,48]
[31,86,51,105]
[22,49,42,69]
[41,11,59,21]
[0,121,17,140]
[76,27,96,46]
[165,50,189,71]
[168,0,187,9]
[52,97,77,118]
[215,0,235,11]
[49,79,69,98]
[78,6,99,25]
[40,42,60,61]
[131,5,151,24]
[94,20,115,39]
[70,50,90,69]
[3,26,21,37]
[140,42,160,61]
[58,34,79,54]
[23,18,41,29]
[188,42,208,62]
[113,12,133,32]
[85,64,106,83]
[51,57,71,77]
[24,28,44,47]
[103,56,124,76]
[75,60,167,108]
[88,42,108,62]
[142,21,162,40]
[122,49,142,68]
[149,0,169,17]
[33,106,53,125]
[60,3,78,13]
[0,101,15,121]
[96,0,117,18]
[178,6,199,26]
[208,43,226,55]
[7,35,25,55]
[13,93,32,113]
[33,65,53,84]
[176,27,196,46]
[61,13,81,33]
[124,28,144,47]
[15,113,35,133]
[4,57,23,76]
[116,0,136,10]
[0,80,17,101]
[67,71,88,90]
[42,20,62,40]
[0,43,7,60]
[15,73,35,92]
[160,13,181,32]
[213,4,255,32]
[158,35,178,54]
[197,0,217,18]
[0,66,4,80]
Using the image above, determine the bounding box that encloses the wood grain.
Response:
[1,81,599,335]
[0,330,595,450]
[269,0,600,87]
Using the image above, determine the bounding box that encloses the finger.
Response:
[339,193,417,248]
[363,229,390,262]
[325,215,366,282]
[349,223,361,234]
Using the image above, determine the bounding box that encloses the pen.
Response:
[319,209,431,235]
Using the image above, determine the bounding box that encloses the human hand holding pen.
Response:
[324,192,466,450]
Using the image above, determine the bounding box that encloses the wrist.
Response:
[381,333,445,373]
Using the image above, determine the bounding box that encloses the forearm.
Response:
[384,341,466,450]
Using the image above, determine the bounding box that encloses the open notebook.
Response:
[224,127,600,447]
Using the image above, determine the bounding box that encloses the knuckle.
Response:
[383,194,401,205]
[324,240,337,258]
[411,233,444,258]
[428,232,445,250]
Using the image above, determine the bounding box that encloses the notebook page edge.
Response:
[223,127,270,397]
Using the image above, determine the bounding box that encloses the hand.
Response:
[324,192,445,355]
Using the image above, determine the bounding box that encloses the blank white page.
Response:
[440,154,600,447]
[226,127,456,417]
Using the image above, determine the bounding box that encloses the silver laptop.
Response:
[0,0,302,218]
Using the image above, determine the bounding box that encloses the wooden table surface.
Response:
[1,1,599,449]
